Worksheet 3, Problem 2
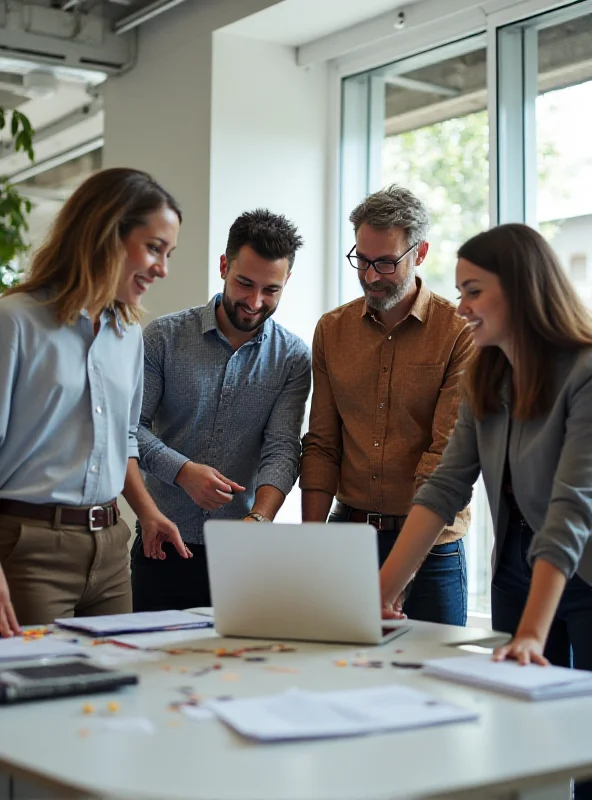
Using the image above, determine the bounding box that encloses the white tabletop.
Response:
[1,618,591,800]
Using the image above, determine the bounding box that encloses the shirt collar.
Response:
[80,306,117,331]
[201,295,220,334]
[361,276,431,324]
[202,294,269,343]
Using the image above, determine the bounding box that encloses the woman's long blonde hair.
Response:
[459,223,592,420]
[6,167,182,327]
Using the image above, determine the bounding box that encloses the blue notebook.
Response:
[54,610,213,636]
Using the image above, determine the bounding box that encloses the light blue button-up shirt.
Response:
[0,291,143,505]
[138,295,311,544]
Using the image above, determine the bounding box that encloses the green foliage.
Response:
[383,110,559,301]
[383,111,490,301]
[0,108,35,293]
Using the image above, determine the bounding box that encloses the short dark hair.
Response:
[225,209,303,270]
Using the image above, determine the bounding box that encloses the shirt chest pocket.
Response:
[399,363,445,431]
[236,379,283,426]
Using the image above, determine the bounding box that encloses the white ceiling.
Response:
[223,0,422,47]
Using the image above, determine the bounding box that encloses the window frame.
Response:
[332,0,592,618]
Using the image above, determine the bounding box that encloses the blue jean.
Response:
[492,520,592,669]
[492,520,592,800]
[328,511,467,626]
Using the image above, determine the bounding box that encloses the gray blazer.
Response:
[414,347,592,585]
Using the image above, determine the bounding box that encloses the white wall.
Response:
[103,1,330,527]
[210,31,328,346]
[548,215,592,307]
[103,0,281,324]
[209,32,329,521]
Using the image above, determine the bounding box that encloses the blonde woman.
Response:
[0,167,191,636]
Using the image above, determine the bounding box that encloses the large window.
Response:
[339,0,592,617]
[536,12,592,306]
[340,37,493,615]
[341,37,488,305]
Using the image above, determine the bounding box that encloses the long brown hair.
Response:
[458,223,592,420]
[6,167,182,328]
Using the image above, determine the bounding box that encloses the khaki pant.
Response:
[0,512,132,626]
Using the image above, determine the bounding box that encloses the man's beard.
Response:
[360,270,416,312]
[222,288,275,332]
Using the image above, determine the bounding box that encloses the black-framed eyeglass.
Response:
[347,242,417,274]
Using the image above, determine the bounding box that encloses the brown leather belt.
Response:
[0,499,119,531]
[333,502,405,532]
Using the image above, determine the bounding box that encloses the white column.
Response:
[103,0,332,527]
[102,0,281,324]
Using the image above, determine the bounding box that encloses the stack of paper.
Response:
[423,654,592,700]
[0,637,87,663]
[54,610,213,636]
[109,628,217,650]
[206,685,478,741]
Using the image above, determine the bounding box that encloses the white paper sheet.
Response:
[423,654,592,700]
[206,685,478,741]
[94,717,156,734]
[108,627,218,650]
[54,610,214,636]
[181,706,215,722]
[88,643,163,666]
[0,637,87,663]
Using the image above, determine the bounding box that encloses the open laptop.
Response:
[204,521,410,646]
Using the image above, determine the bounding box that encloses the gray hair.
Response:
[349,184,430,245]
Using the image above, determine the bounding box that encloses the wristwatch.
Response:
[243,512,271,523]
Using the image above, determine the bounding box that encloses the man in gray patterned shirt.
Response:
[132,210,311,611]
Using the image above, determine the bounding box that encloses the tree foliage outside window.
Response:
[0,108,35,294]
[383,109,559,301]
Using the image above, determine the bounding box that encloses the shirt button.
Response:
[372,475,378,480]
[387,335,392,340]
[96,406,102,414]
[91,465,98,473]
[379,403,385,409]
[374,441,379,447]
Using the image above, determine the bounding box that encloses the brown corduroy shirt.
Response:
[300,279,472,542]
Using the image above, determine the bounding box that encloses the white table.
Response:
[1,619,591,800]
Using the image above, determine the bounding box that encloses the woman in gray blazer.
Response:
[380,223,592,675]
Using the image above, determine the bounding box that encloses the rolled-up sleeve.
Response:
[529,367,592,578]
[137,321,190,485]
[299,320,343,495]
[413,399,480,525]
[257,344,311,496]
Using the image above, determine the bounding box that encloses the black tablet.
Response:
[0,658,138,704]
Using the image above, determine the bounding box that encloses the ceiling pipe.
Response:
[8,137,104,183]
[114,0,189,34]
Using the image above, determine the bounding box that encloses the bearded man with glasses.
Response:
[300,185,472,626]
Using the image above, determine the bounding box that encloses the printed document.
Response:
[423,654,592,700]
[206,685,478,741]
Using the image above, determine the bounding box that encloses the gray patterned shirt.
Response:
[138,295,311,544]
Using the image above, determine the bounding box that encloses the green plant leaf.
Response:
[0,107,36,286]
